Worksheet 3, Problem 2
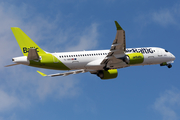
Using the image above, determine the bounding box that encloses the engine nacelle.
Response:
[97,69,118,80]
[124,53,144,64]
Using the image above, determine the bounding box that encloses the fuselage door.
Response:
[157,49,163,57]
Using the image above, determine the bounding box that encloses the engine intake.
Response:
[97,69,118,80]
[124,53,144,65]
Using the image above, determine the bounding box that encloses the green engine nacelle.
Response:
[124,53,144,64]
[97,69,118,80]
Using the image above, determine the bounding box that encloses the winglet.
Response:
[37,71,47,76]
[115,21,123,30]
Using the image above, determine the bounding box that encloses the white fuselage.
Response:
[49,47,175,70]
[12,47,175,70]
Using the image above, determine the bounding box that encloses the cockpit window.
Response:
[165,50,168,52]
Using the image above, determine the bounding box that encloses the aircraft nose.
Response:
[171,53,176,61]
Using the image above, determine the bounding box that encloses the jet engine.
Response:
[97,69,118,80]
[124,53,144,64]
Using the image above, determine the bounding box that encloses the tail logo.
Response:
[23,47,39,53]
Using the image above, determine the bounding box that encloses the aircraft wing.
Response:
[101,21,126,65]
[37,69,87,77]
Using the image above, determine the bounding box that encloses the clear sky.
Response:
[1,0,180,120]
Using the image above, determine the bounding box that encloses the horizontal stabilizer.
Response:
[27,48,40,60]
[5,63,19,67]
[37,69,87,77]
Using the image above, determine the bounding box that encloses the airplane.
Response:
[5,21,176,80]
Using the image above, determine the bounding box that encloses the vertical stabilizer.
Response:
[11,27,46,56]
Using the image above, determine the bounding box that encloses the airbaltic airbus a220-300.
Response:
[6,21,175,79]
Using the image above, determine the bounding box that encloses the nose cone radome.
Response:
[171,53,176,61]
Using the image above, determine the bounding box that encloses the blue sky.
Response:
[1,0,180,120]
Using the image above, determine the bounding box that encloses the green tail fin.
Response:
[11,27,46,56]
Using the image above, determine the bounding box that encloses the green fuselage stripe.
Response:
[29,54,70,70]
